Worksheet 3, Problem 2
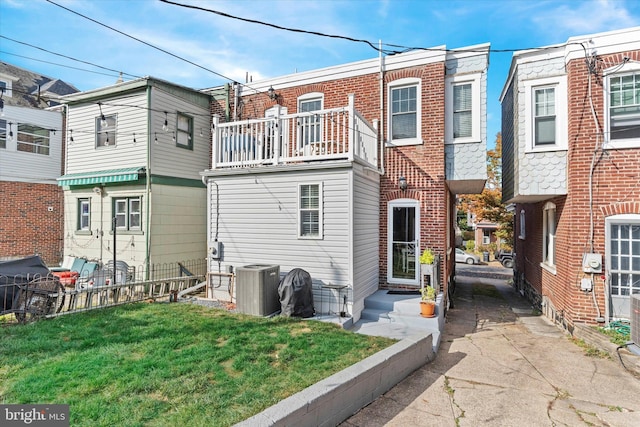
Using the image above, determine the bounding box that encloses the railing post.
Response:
[212,115,220,169]
[372,118,379,168]
[348,94,355,162]
[274,105,281,165]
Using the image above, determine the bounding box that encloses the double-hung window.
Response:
[78,199,90,231]
[176,113,193,149]
[114,197,141,231]
[542,202,556,270]
[445,74,480,144]
[388,78,421,145]
[298,183,322,239]
[17,124,50,155]
[96,114,117,147]
[534,87,556,145]
[524,76,567,152]
[606,64,640,147]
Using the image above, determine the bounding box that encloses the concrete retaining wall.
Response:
[235,332,435,427]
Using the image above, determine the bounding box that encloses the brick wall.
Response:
[0,181,64,265]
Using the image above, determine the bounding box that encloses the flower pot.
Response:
[420,300,436,318]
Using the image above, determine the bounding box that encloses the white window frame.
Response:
[519,209,526,240]
[298,182,323,239]
[524,76,567,153]
[297,92,323,150]
[96,113,117,148]
[16,123,50,155]
[445,74,480,144]
[176,112,193,150]
[78,198,90,231]
[542,201,556,271]
[114,196,141,231]
[605,214,640,298]
[603,62,640,149]
[0,78,12,98]
[388,77,422,146]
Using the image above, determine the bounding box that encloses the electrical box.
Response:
[582,253,602,274]
[580,278,593,291]
[210,241,222,260]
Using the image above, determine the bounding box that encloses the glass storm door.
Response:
[388,200,420,285]
[607,218,640,319]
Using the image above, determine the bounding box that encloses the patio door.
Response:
[606,215,640,319]
[388,200,420,285]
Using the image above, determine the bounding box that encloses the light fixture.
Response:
[163,111,169,132]
[98,102,108,128]
[172,132,176,142]
[69,129,74,145]
[132,132,137,144]
[267,86,279,101]
[8,122,13,140]
[104,131,110,146]
[399,176,407,191]
[154,132,158,144]
[199,128,204,137]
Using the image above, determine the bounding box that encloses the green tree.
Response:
[458,133,513,249]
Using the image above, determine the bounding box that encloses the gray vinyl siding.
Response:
[0,105,62,183]
[352,167,380,311]
[501,81,515,202]
[149,89,210,180]
[515,57,567,198]
[65,93,148,174]
[208,167,351,286]
[148,184,207,264]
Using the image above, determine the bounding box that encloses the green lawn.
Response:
[0,303,395,426]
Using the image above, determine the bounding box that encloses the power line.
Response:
[0,35,141,80]
[45,0,235,84]
[0,50,127,79]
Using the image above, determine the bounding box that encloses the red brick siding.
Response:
[524,49,640,327]
[0,181,64,265]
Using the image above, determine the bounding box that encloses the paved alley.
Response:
[342,274,640,426]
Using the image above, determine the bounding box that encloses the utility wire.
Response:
[0,35,141,80]
[45,0,234,84]
[0,50,127,79]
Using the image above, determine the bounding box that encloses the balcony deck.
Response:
[212,95,378,170]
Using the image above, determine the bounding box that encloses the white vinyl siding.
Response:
[66,93,148,174]
[0,105,62,183]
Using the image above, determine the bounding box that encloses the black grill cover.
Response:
[278,268,315,318]
[1,256,51,312]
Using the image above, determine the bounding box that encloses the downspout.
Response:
[379,40,385,176]
[225,83,231,122]
[145,84,152,278]
[233,82,239,121]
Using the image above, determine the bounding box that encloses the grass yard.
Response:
[0,302,395,426]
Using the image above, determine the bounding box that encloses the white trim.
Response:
[519,209,526,240]
[297,182,323,240]
[542,201,556,269]
[445,73,481,144]
[603,61,640,149]
[387,198,420,285]
[387,77,422,146]
[523,76,568,153]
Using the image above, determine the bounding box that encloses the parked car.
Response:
[455,248,480,265]
[494,249,515,269]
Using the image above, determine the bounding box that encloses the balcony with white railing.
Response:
[212,95,378,170]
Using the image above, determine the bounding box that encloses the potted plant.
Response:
[420,285,437,318]
[420,248,435,276]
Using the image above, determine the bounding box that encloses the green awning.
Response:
[57,167,146,187]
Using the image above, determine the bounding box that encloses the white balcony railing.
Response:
[212,94,378,169]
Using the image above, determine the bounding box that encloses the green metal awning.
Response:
[57,167,146,187]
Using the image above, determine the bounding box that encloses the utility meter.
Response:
[210,241,222,260]
[582,253,602,274]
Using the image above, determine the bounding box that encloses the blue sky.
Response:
[1,0,639,144]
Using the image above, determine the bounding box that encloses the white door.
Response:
[387,199,420,285]
[606,215,640,319]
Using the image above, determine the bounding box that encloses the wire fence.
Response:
[1,258,207,325]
